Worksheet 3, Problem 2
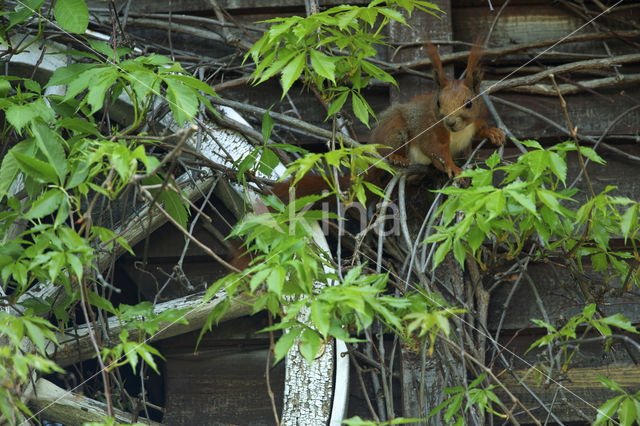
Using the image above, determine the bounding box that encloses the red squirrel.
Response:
[271,41,504,205]
[371,42,504,177]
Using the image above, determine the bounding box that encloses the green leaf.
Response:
[47,63,96,88]
[87,291,116,315]
[352,92,369,127]
[23,320,47,355]
[591,252,607,271]
[23,79,41,94]
[326,89,349,118]
[165,74,216,97]
[452,237,466,269]
[299,328,322,364]
[600,313,638,333]
[262,106,274,143]
[12,151,58,184]
[432,237,452,270]
[594,395,624,425]
[485,152,501,169]
[519,139,543,149]
[582,303,596,320]
[9,0,44,29]
[124,68,160,100]
[6,104,40,133]
[0,139,36,197]
[88,39,131,60]
[249,268,270,292]
[530,318,557,332]
[618,397,636,426]
[157,185,189,229]
[62,67,102,102]
[274,328,301,364]
[467,225,485,252]
[86,68,119,114]
[0,79,11,97]
[32,121,67,181]
[54,0,89,34]
[309,50,336,84]
[597,376,625,393]
[579,146,606,164]
[537,188,561,212]
[548,151,567,184]
[484,190,505,218]
[137,344,163,374]
[164,78,199,126]
[24,189,63,220]
[377,7,406,24]
[620,206,637,241]
[279,53,305,98]
[337,7,360,29]
[311,300,331,338]
[258,148,280,177]
[66,253,84,281]
[508,190,537,216]
[361,60,396,85]
[58,117,101,136]
[266,266,285,297]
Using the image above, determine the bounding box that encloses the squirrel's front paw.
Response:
[388,154,410,167]
[477,127,504,145]
[485,127,505,146]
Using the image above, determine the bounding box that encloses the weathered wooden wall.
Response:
[92,0,640,424]
[94,0,640,145]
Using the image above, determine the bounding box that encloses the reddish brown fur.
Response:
[370,41,504,177]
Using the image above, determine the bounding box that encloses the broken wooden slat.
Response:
[25,378,161,426]
[52,291,255,367]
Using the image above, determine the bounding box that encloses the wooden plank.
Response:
[493,364,640,424]
[487,260,640,332]
[387,0,453,104]
[491,89,640,140]
[163,348,285,425]
[26,379,161,426]
[159,315,285,425]
[453,4,639,51]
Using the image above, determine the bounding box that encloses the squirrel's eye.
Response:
[437,99,441,108]
[465,100,472,109]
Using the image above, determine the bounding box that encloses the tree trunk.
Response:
[281,223,338,425]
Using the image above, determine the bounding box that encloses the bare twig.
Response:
[207,96,360,146]
[138,186,242,273]
[266,315,281,426]
[549,74,596,198]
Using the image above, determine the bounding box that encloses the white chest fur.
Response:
[450,122,476,156]
[407,122,476,166]
[408,143,433,165]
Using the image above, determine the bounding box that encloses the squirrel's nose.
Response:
[445,118,457,128]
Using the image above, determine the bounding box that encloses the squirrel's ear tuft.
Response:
[425,42,447,89]
[464,39,484,93]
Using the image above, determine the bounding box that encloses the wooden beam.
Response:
[26,379,161,426]
[52,291,255,367]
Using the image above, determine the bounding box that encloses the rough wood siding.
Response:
[89,1,640,424]
[388,0,452,105]
[159,316,285,425]
[453,2,640,140]
[105,0,640,141]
